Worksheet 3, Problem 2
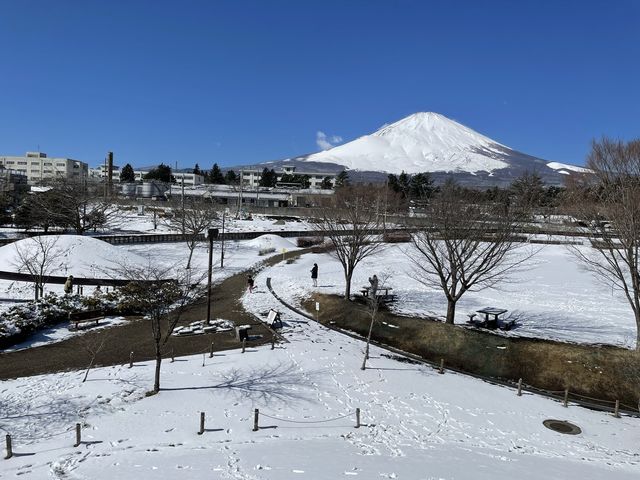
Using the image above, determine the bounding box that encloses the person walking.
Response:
[368,274,379,296]
[311,263,318,287]
[247,275,255,293]
[64,275,74,295]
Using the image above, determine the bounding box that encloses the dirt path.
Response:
[0,251,300,380]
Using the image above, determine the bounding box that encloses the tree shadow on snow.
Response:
[163,361,322,405]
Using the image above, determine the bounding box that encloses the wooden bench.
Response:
[68,310,104,330]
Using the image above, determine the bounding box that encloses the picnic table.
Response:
[360,285,396,304]
[472,307,508,329]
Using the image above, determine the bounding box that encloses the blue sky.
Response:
[0,0,638,169]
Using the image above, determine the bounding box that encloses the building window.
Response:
[56,163,66,167]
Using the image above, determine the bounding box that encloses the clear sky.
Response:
[1,0,638,169]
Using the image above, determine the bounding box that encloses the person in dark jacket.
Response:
[247,275,255,293]
[311,263,318,287]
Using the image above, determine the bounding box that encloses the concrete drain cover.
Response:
[543,419,582,435]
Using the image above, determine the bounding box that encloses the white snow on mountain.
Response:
[547,161,591,174]
[301,112,511,175]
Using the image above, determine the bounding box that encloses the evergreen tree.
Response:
[320,176,333,189]
[120,163,135,182]
[387,174,401,193]
[259,168,277,187]
[193,163,202,175]
[224,169,238,185]
[335,170,350,188]
[209,163,226,184]
[409,172,434,199]
[398,171,410,197]
[144,163,173,183]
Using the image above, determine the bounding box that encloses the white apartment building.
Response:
[133,170,204,186]
[89,164,120,180]
[241,165,336,189]
[0,152,88,184]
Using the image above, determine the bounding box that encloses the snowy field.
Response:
[0,271,638,478]
[1,234,640,478]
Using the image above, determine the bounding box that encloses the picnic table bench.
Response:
[467,307,514,330]
[360,286,396,304]
[68,310,104,329]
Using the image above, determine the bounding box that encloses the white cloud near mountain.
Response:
[316,131,343,150]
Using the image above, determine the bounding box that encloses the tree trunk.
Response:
[186,245,194,270]
[153,344,162,393]
[635,309,640,351]
[446,299,456,324]
[344,271,352,300]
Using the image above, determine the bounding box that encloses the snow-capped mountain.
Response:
[229,112,588,186]
[302,112,511,175]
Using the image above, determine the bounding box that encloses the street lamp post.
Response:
[206,228,219,325]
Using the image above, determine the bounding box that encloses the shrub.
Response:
[297,236,325,248]
[258,247,276,256]
[383,231,411,243]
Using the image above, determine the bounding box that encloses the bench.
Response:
[68,310,104,330]
[235,325,252,341]
[499,319,516,331]
[266,309,283,329]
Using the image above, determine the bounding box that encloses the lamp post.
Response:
[206,228,219,325]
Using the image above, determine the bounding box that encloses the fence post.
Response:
[129,351,134,368]
[253,409,259,432]
[242,339,246,353]
[4,434,11,459]
[355,408,361,428]
[517,378,522,397]
[438,359,445,374]
[563,388,569,408]
[198,412,205,435]
[171,349,175,363]
[614,400,620,418]
[74,423,81,447]
[271,337,275,350]
[209,342,214,358]
[202,353,205,367]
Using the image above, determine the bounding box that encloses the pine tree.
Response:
[209,163,226,184]
[224,170,238,185]
[144,163,173,183]
[120,163,135,182]
[409,172,434,199]
[193,163,202,175]
[335,170,350,188]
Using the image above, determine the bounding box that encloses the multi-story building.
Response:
[89,164,120,180]
[240,165,336,189]
[0,166,29,204]
[0,152,88,184]
[133,170,204,186]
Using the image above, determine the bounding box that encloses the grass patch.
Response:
[303,294,640,407]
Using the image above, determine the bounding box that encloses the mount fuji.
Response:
[234,112,589,187]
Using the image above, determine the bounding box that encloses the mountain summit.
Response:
[300,112,521,175]
[287,112,586,185]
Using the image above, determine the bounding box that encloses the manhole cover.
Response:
[543,419,582,435]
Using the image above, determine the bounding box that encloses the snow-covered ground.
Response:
[1,234,640,478]
[1,263,638,479]
[246,243,638,349]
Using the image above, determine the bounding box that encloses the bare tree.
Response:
[116,264,205,393]
[314,186,384,299]
[13,235,62,300]
[164,197,219,269]
[566,138,640,349]
[80,332,109,382]
[407,181,534,324]
[32,178,121,234]
[361,273,390,370]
